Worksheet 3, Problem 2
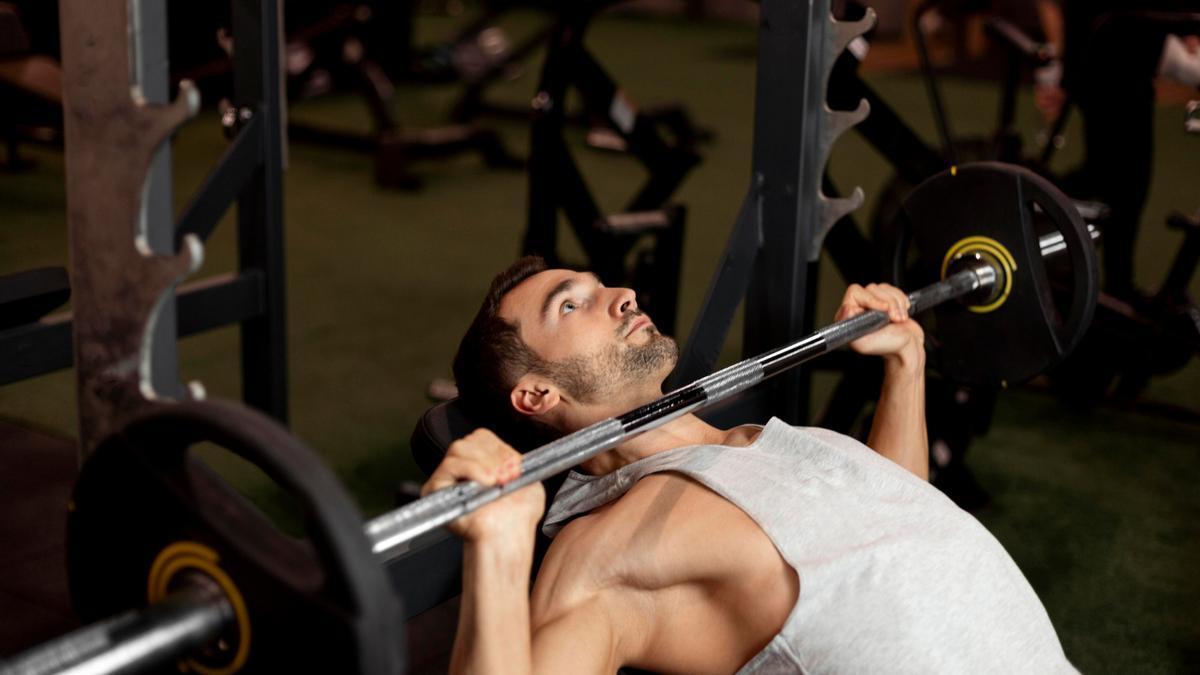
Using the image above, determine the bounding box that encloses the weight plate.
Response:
[886,162,1099,386]
[67,400,405,674]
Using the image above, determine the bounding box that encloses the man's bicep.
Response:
[531,599,618,675]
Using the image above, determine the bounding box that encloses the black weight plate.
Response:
[888,162,1099,386]
[67,400,405,674]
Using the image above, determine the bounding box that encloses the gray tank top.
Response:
[542,418,1077,674]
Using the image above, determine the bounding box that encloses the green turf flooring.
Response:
[1,9,1198,672]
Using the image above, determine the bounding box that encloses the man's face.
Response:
[498,269,678,404]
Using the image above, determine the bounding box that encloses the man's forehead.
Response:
[497,268,578,323]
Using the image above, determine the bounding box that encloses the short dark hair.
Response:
[452,256,559,450]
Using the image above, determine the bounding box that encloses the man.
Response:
[423,256,1075,673]
[1033,0,1200,299]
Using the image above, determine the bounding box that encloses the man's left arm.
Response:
[836,284,929,479]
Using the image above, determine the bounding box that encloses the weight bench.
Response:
[397,399,568,616]
[406,398,655,674]
[410,397,570,513]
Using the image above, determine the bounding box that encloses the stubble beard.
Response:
[543,327,679,405]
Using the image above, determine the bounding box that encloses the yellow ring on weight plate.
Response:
[940,236,1017,313]
[147,541,251,675]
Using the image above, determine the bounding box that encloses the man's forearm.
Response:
[866,351,929,480]
[452,536,536,675]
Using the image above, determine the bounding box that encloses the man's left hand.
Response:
[835,283,924,368]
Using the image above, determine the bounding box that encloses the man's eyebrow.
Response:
[541,278,576,322]
[540,273,602,323]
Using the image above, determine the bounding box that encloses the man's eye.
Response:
[561,301,578,314]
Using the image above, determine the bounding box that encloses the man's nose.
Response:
[610,287,638,317]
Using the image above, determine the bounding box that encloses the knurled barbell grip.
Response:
[819,266,986,355]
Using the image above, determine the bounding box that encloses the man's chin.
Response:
[650,335,680,380]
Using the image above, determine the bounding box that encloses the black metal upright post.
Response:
[50,0,290,456]
[59,0,202,457]
[232,0,288,423]
[739,0,831,424]
[666,1,872,425]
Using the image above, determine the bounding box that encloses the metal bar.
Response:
[60,0,200,457]
[368,225,1084,556]
[1039,223,1099,257]
[666,190,762,389]
[911,0,957,165]
[0,274,265,385]
[739,0,830,425]
[232,0,289,423]
[365,265,990,558]
[131,0,183,402]
[175,116,264,246]
[0,584,232,675]
[983,18,1048,62]
[0,314,72,385]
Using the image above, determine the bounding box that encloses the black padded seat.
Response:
[409,398,479,478]
[409,397,569,514]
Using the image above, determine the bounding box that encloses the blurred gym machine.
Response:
[815,4,1200,505]
[0,0,289,428]
[410,0,713,148]
[278,2,523,190]
[520,0,710,336]
[917,5,1200,415]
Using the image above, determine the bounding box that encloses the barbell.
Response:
[0,163,1099,675]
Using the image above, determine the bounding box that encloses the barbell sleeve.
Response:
[0,580,231,675]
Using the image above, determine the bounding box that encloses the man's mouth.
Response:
[624,316,652,338]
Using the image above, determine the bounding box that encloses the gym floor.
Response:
[2,9,1198,672]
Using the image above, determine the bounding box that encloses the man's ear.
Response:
[510,374,561,418]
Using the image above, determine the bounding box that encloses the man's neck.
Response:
[575,413,734,476]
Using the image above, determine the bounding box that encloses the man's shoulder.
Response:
[552,471,786,585]
[545,472,686,563]
[534,470,798,664]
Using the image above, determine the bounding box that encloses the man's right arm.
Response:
[454,530,536,675]
[421,429,541,675]
[421,429,618,675]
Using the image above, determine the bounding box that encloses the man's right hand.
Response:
[420,428,546,544]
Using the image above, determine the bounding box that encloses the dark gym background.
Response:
[1,4,1197,672]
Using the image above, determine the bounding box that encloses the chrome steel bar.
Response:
[367,225,1092,557]
[0,582,231,675]
[1039,222,1099,258]
[365,263,997,560]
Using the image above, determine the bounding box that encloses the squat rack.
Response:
[0,0,288,457]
